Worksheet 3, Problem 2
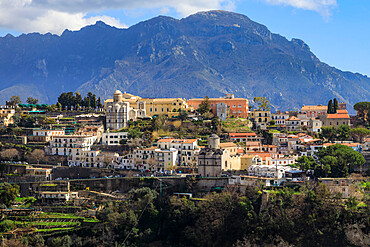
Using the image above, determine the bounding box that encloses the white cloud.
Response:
[264,0,337,16]
[0,0,235,34]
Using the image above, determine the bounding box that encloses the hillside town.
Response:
[0,91,369,246]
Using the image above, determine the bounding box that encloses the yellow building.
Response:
[0,106,15,126]
[143,98,191,117]
[104,92,192,118]
[250,110,271,123]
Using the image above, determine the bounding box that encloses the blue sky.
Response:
[0,0,369,76]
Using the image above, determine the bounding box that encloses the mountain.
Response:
[0,10,369,112]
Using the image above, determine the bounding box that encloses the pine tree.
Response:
[198,96,211,114]
[75,92,83,108]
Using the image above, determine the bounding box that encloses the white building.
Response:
[270,158,295,166]
[105,90,146,130]
[155,148,178,172]
[156,138,200,169]
[271,112,290,125]
[102,131,128,145]
[50,135,97,156]
[29,129,65,142]
[286,116,301,131]
[248,165,293,179]
[308,118,322,133]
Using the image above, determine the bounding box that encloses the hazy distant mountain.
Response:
[0,10,369,112]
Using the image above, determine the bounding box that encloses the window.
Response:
[238,104,241,108]
[233,105,236,108]
[150,108,152,112]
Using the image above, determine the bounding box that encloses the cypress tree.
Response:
[327,100,333,114]
[333,98,339,113]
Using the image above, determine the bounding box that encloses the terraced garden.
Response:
[1,212,99,236]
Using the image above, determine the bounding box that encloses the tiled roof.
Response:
[327,113,349,119]
[189,98,248,101]
[157,139,175,143]
[337,109,348,114]
[182,139,197,144]
[263,145,277,148]
[229,132,257,137]
[287,135,299,138]
[323,143,360,148]
[301,105,327,111]
[287,116,300,121]
[219,142,237,148]
[157,138,197,144]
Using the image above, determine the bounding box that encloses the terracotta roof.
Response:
[323,143,360,148]
[342,143,361,147]
[189,98,248,102]
[241,152,271,160]
[301,105,327,111]
[237,149,244,154]
[327,113,349,119]
[297,133,310,137]
[157,138,197,144]
[287,135,299,138]
[182,139,197,144]
[144,98,186,103]
[337,110,348,114]
[229,132,257,138]
[287,116,300,121]
[219,142,237,148]
[263,145,277,148]
[157,139,175,143]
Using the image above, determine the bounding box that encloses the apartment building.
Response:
[271,111,290,125]
[229,132,262,142]
[320,109,351,127]
[28,129,65,142]
[188,94,249,118]
[143,98,191,117]
[0,105,15,126]
[49,135,98,161]
[301,105,327,118]
[102,131,128,145]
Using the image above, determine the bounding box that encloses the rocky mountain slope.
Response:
[0,10,369,111]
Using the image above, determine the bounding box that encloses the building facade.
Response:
[102,131,128,145]
[105,90,146,130]
[188,94,249,118]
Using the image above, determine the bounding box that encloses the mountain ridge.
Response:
[0,10,368,112]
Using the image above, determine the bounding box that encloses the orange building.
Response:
[187,94,249,118]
